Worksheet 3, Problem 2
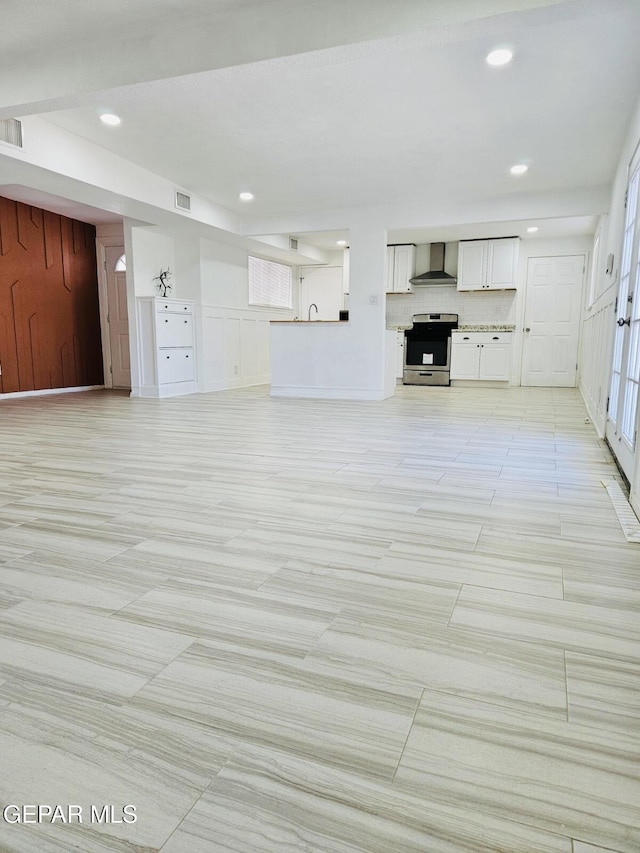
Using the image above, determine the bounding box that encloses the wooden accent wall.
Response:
[0,196,103,393]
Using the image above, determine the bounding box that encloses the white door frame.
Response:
[96,232,126,389]
[605,145,640,482]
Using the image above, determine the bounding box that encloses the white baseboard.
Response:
[0,384,104,401]
[201,375,270,393]
[131,381,198,398]
[450,380,510,388]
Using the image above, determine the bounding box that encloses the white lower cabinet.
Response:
[450,331,512,381]
[157,348,195,384]
[136,297,197,397]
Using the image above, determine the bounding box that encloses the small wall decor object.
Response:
[153,267,173,296]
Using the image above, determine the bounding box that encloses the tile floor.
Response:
[0,384,638,852]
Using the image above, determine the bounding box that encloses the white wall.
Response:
[199,238,296,392]
[130,228,176,298]
[126,227,298,395]
[271,221,393,400]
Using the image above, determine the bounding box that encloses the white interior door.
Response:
[299,266,343,320]
[105,246,131,388]
[521,255,585,387]
[605,149,640,480]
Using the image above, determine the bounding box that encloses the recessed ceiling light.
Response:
[510,164,529,175]
[486,48,513,67]
[239,192,254,202]
[336,240,347,246]
[527,226,539,233]
[100,113,121,126]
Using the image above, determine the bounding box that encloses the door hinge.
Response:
[624,189,628,209]
[606,395,610,413]
[109,365,112,374]
[614,296,618,313]
[635,429,638,448]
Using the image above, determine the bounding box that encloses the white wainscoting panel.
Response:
[201,306,283,392]
[579,291,616,437]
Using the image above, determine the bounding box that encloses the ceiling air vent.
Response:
[0,118,23,148]
[289,237,298,252]
[174,190,191,212]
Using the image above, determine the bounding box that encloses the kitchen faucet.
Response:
[308,303,318,321]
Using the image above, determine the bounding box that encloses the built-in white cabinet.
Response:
[457,238,519,291]
[136,297,197,397]
[396,330,405,379]
[450,331,512,381]
[386,244,416,293]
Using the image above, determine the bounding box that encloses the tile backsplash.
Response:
[386,285,517,326]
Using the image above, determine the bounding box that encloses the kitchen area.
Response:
[386,238,518,387]
[288,236,520,391]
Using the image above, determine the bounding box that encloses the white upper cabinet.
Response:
[456,241,486,291]
[386,244,416,293]
[457,238,519,291]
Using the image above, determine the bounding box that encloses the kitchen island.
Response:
[270,320,397,401]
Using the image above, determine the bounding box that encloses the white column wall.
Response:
[270,219,395,400]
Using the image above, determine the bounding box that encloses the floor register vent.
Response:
[174,190,191,212]
[0,118,23,148]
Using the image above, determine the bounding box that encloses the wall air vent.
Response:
[289,237,298,252]
[174,190,191,212]
[0,118,23,148]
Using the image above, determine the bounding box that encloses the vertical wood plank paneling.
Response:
[0,195,103,394]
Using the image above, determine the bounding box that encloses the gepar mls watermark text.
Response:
[2,804,137,824]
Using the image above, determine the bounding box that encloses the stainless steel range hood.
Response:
[410,242,456,285]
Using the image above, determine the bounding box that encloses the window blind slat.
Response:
[249,256,293,308]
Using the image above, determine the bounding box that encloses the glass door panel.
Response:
[607,151,640,479]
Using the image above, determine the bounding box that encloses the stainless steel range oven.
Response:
[403,313,458,386]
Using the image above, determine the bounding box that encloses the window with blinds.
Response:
[248,256,293,309]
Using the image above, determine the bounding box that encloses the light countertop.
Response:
[271,320,347,324]
[456,325,516,331]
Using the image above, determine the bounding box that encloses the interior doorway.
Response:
[520,254,585,387]
[104,246,131,389]
[299,266,344,321]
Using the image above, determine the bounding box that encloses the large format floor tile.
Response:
[395,690,640,851]
[160,744,573,853]
[449,585,640,660]
[0,384,637,851]
[132,638,421,780]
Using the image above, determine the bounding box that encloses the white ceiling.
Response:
[3,0,640,246]
[297,216,599,248]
